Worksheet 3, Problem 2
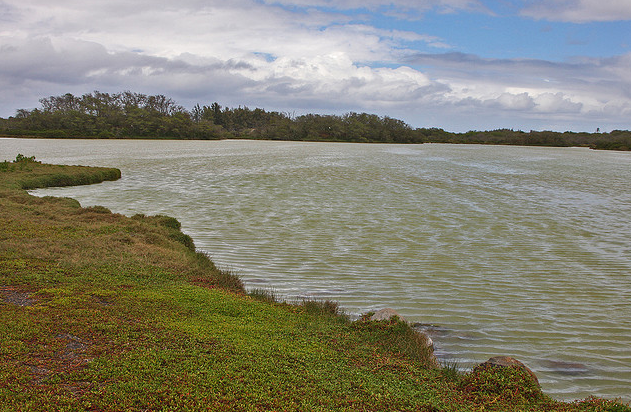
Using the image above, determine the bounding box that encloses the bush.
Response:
[85,205,112,214]
[353,316,435,366]
[440,359,464,382]
[460,364,544,405]
[214,267,245,293]
[249,288,279,303]
[299,298,346,318]
[188,254,245,294]
[153,215,182,230]
[572,398,631,412]
[14,154,38,163]
[167,231,195,251]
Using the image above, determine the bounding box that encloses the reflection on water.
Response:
[4,138,630,402]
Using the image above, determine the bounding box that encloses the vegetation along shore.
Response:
[1,154,630,410]
[1,91,630,150]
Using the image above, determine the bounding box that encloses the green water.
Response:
[4,138,630,401]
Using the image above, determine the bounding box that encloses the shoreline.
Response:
[2,133,630,151]
[2,157,629,410]
[17,140,631,403]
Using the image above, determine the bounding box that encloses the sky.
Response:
[1,0,630,132]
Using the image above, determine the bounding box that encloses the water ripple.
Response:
[14,139,631,402]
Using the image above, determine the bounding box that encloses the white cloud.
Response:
[533,92,583,113]
[0,0,450,107]
[403,51,631,130]
[0,0,629,132]
[1,0,448,64]
[522,0,631,23]
[228,51,441,110]
[262,0,484,13]
[488,92,536,111]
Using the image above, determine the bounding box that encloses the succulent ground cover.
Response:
[1,156,629,411]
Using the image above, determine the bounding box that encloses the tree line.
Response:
[0,91,629,150]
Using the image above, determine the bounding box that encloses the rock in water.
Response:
[475,356,540,387]
[370,308,402,321]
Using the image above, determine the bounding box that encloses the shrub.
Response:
[440,359,464,382]
[249,288,279,303]
[132,214,181,230]
[214,267,245,293]
[42,196,81,208]
[14,154,39,163]
[167,231,195,251]
[298,298,348,321]
[353,316,435,366]
[85,205,112,214]
[460,364,544,405]
[188,254,244,293]
[572,398,631,412]
[153,215,182,230]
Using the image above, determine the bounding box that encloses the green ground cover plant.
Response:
[1,157,629,411]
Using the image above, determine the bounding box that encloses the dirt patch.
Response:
[1,286,36,307]
[24,333,95,390]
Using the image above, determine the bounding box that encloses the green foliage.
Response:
[298,297,347,319]
[17,168,122,190]
[132,213,182,230]
[152,214,182,230]
[460,364,545,407]
[572,398,631,412]
[213,267,245,293]
[134,214,195,251]
[354,316,435,366]
[0,91,209,140]
[133,214,197,250]
[0,159,121,192]
[2,91,629,149]
[3,154,41,172]
[14,154,39,163]
[440,359,464,382]
[167,231,195,251]
[420,128,631,150]
[84,205,111,214]
[248,288,279,303]
[590,130,631,151]
[1,91,428,143]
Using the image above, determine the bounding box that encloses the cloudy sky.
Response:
[1,0,630,132]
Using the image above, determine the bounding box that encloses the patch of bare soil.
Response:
[24,333,96,396]
[1,286,36,307]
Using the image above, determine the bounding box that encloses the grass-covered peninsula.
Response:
[1,156,629,411]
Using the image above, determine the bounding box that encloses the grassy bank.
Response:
[1,156,629,411]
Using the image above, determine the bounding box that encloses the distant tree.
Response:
[211,102,223,126]
[191,104,203,123]
[1,91,628,149]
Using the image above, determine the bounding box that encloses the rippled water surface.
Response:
[3,138,631,401]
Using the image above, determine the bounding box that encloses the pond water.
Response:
[2,138,630,402]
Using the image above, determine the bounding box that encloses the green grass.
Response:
[1,157,630,411]
[1,154,121,192]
